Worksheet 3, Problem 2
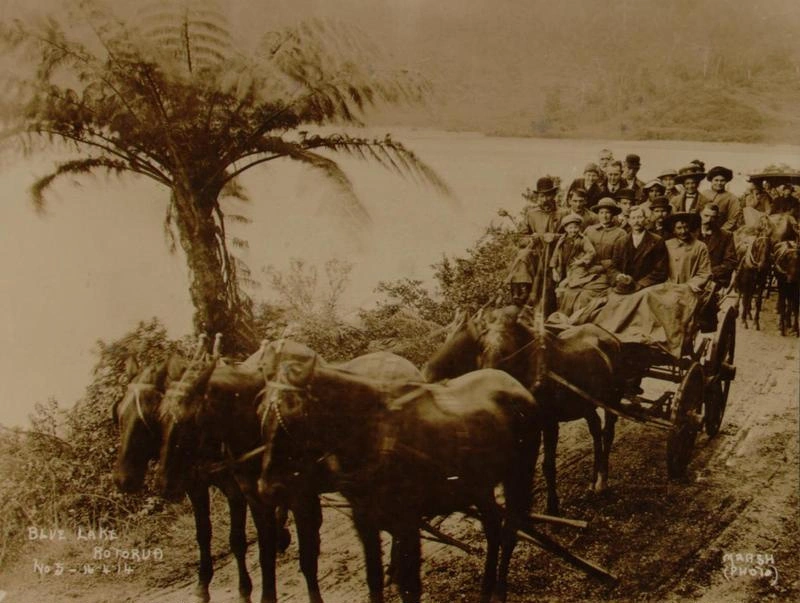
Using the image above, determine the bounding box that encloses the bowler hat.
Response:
[534,176,558,194]
[664,211,701,232]
[625,154,641,168]
[559,213,583,231]
[613,275,637,295]
[677,164,706,183]
[706,166,733,182]
[614,188,637,201]
[657,168,678,179]
[649,196,672,213]
[591,197,622,215]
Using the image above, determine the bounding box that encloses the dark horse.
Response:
[254,343,426,594]
[258,339,540,603]
[773,241,800,336]
[736,232,772,331]
[112,356,258,603]
[735,221,773,330]
[157,344,320,603]
[425,305,625,515]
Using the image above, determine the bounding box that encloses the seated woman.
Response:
[551,213,596,316]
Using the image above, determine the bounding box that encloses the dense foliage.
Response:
[0,320,186,567]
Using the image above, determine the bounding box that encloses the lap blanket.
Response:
[549,282,699,359]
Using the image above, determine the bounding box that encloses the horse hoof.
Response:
[193,588,211,603]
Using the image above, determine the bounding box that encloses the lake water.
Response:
[1,129,798,424]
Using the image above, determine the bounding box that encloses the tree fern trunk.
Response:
[172,188,255,355]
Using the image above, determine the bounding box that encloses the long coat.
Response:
[666,237,712,291]
[698,227,737,286]
[610,231,669,290]
[703,190,742,232]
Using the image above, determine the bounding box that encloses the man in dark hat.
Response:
[567,163,605,206]
[523,176,564,235]
[566,187,599,228]
[648,196,673,239]
[704,166,741,231]
[664,212,712,294]
[697,204,737,288]
[521,176,564,314]
[671,165,711,215]
[609,206,668,293]
[658,168,681,199]
[622,154,645,202]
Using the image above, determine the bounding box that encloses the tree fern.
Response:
[0,0,450,353]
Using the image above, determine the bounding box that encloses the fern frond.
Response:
[30,156,128,212]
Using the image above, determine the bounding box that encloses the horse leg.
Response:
[391,523,422,603]
[351,509,385,603]
[291,491,324,603]
[275,505,291,553]
[740,290,750,329]
[495,441,536,603]
[187,486,213,603]
[584,410,604,492]
[247,496,278,603]
[474,495,502,603]
[599,411,618,492]
[753,286,762,331]
[219,477,253,603]
[778,288,787,336]
[541,420,560,515]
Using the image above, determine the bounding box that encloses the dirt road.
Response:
[3,300,798,603]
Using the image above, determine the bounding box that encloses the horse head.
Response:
[477,305,530,376]
[423,309,484,381]
[157,339,220,500]
[113,356,186,493]
[257,340,321,502]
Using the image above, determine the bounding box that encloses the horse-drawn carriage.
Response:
[542,283,738,479]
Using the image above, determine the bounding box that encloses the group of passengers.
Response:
[505,151,788,319]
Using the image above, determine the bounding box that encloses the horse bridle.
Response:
[120,384,157,436]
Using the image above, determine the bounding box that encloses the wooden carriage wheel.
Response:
[667,362,704,478]
[704,306,737,437]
